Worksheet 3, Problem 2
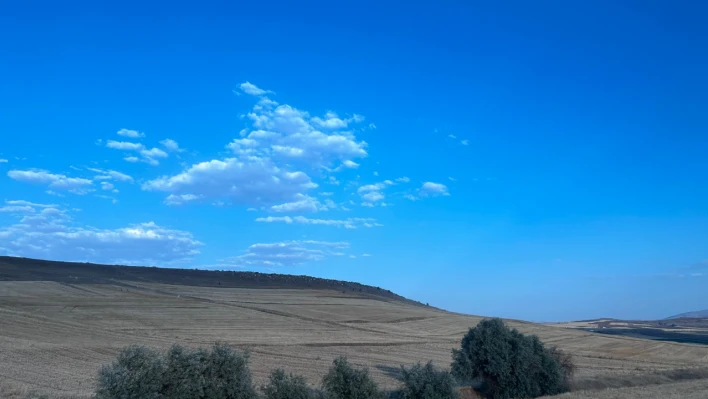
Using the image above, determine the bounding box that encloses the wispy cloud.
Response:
[218,240,349,267]
[255,216,381,229]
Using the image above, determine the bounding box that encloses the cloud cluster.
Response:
[255,216,381,229]
[0,200,202,265]
[219,240,349,267]
[144,82,369,209]
[7,169,94,195]
[105,129,178,166]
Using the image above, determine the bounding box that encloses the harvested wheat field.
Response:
[2,257,708,398]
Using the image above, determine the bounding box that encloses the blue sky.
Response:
[1,1,707,321]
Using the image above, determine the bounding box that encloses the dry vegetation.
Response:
[2,260,708,398]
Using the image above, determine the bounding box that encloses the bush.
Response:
[96,345,165,399]
[451,318,573,399]
[262,369,315,399]
[96,343,256,399]
[322,356,383,399]
[398,361,458,399]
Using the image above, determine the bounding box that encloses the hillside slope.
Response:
[667,310,708,319]
[2,256,708,398]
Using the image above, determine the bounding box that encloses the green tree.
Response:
[398,361,458,399]
[96,345,165,399]
[262,369,315,399]
[451,318,572,399]
[322,357,383,399]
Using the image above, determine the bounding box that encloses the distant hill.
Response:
[0,256,425,307]
[667,310,708,319]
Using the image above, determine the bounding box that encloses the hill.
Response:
[667,309,708,319]
[0,256,421,306]
[2,256,708,398]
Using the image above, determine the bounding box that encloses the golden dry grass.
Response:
[544,378,708,399]
[2,280,708,398]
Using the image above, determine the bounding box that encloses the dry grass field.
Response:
[2,258,708,398]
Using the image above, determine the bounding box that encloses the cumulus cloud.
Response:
[230,104,367,168]
[419,182,450,197]
[117,129,144,138]
[0,201,202,265]
[269,195,324,213]
[160,139,183,152]
[239,82,273,96]
[356,180,395,205]
[255,216,381,229]
[143,157,317,207]
[7,169,93,194]
[106,140,144,151]
[141,87,371,208]
[220,240,349,267]
[395,176,410,183]
[106,140,168,165]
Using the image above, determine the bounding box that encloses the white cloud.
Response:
[342,160,359,169]
[232,104,367,168]
[141,83,370,208]
[117,129,145,138]
[419,182,450,197]
[320,192,334,196]
[0,159,7,163]
[7,169,93,194]
[461,139,469,146]
[448,177,457,181]
[396,177,410,183]
[269,195,323,213]
[220,240,349,267]
[0,205,35,213]
[255,216,381,229]
[87,168,133,182]
[239,81,273,96]
[164,194,200,206]
[448,134,457,139]
[361,191,384,202]
[106,140,144,151]
[362,253,372,257]
[100,182,115,191]
[356,181,394,204]
[0,201,202,265]
[403,194,419,201]
[95,194,119,204]
[107,140,168,165]
[160,139,182,152]
[373,171,379,176]
[143,157,317,207]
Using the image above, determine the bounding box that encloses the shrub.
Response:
[398,361,458,399]
[96,345,165,399]
[96,343,256,399]
[322,356,383,399]
[262,369,315,399]
[451,318,573,399]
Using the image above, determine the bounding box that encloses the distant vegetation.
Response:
[95,318,573,399]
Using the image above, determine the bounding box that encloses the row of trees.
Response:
[96,318,574,399]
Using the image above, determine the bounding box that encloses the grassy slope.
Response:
[2,256,708,398]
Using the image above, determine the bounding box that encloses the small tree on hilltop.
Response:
[322,356,383,399]
[398,361,458,399]
[451,318,573,399]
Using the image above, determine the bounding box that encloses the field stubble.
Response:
[2,280,708,398]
